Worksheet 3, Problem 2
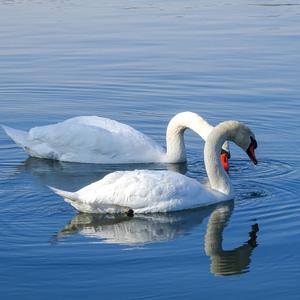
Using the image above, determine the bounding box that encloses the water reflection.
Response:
[55,201,259,276]
[205,202,259,276]
[16,157,187,190]
[54,206,214,245]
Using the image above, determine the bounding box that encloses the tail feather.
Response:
[1,125,29,148]
[49,186,134,215]
[49,186,81,203]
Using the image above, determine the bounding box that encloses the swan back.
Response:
[27,116,165,163]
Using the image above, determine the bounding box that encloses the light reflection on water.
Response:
[0,0,300,299]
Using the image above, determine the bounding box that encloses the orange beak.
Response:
[220,152,229,172]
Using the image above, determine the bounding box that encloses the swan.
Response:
[1,112,230,169]
[50,120,258,214]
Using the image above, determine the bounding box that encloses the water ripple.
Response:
[230,158,294,179]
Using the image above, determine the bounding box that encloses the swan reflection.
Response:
[205,202,258,276]
[55,202,258,275]
[55,205,214,244]
[17,157,187,190]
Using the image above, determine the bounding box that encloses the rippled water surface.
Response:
[1,1,300,299]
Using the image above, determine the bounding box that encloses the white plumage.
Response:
[2,116,163,163]
[50,170,225,214]
[2,112,229,164]
[50,121,257,214]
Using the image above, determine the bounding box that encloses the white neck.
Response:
[204,121,238,195]
[166,112,214,163]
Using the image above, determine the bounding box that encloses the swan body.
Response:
[50,170,226,214]
[2,112,229,164]
[50,121,257,213]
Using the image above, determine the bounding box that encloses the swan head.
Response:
[226,121,258,165]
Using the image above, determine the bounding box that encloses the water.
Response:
[0,0,300,299]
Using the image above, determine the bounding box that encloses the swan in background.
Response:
[205,203,259,276]
[50,120,258,214]
[55,202,259,275]
[1,112,230,169]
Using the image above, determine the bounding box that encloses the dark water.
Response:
[0,0,300,299]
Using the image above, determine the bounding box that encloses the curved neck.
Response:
[166,112,213,163]
[204,122,234,195]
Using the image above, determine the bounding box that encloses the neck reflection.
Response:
[205,202,259,276]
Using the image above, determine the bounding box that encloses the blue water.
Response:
[1,0,300,299]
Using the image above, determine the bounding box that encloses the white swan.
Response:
[1,112,230,168]
[50,120,258,214]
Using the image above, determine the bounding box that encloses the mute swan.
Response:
[50,120,257,214]
[2,112,230,169]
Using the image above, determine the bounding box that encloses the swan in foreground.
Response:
[50,120,257,214]
[2,112,230,169]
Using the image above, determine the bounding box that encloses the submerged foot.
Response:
[126,208,134,217]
